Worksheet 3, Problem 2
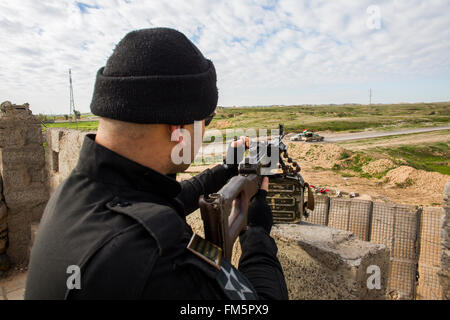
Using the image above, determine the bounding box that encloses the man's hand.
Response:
[247,177,273,233]
[224,136,250,173]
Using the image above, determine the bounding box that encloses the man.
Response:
[25,28,288,300]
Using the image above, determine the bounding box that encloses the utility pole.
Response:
[369,88,372,105]
[69,69,78,128]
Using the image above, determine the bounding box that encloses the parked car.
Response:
[290,130,324,142]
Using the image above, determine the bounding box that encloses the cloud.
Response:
[0,0,449,114]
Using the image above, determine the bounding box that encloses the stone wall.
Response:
[439,182,450,299]
[45,128,93,193]
[0,102,48,265]
[272,223,389,299]
[0,172,10,272]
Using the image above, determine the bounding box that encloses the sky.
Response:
[0,0,449,115]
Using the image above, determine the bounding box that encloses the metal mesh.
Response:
[370,203,395,250]
[391,206,419,260]
[388,258,417,300]
[328,198,351,231]
[370,203,419,299]
[299,195,443,300]
[416,265,443,300]
[416,207,443,300]
[348,200,372,241]
[328,198,372,240]
[304,194,329,225]
[370,203,419,258]
[419,207,442,267]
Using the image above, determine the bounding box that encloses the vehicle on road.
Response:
[290,130,325,142]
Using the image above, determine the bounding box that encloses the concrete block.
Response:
[1,167,32,189]
[24,125,43,145]
[0,147,45,168]
[271,222,390,300]
[6,225,30,264]
[3,186,48,212]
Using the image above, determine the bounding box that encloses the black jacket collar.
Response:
[74,134,182,199]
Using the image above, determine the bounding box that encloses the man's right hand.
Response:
[247,176,273,233]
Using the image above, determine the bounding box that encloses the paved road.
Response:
[322,125,450,143]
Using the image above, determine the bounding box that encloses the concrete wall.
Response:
[0,172,10,272]
[272,223,389,299]
[187,211,390,300]
[45,129,93,194]
[0,102,48,265]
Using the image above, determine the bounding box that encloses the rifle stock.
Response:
[199,173,261,261]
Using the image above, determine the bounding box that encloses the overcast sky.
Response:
[1,0,449,115]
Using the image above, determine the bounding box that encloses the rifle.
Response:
[199,125,314,261]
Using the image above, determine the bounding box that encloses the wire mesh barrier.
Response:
[416,207,443,300]
[328,198,372,241]
[304,196,443,299]
[370,203,419,299]
[304,194,329,225]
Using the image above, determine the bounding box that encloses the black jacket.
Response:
[25,134,288,300]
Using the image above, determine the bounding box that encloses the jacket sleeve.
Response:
[176,164,236,216]
[238,226,289,300]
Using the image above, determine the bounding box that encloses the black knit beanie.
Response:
[90,28,218,124]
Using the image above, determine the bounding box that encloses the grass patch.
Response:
[340,172,356,177]
[42,121,99,132]
[332,152,375,178]
[339,151,352,160]
[377,142,450,175]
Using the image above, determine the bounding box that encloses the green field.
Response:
[373,142,450,175]
[209,102,450,132]
[42,102,450,134]
[42,121,99,132]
